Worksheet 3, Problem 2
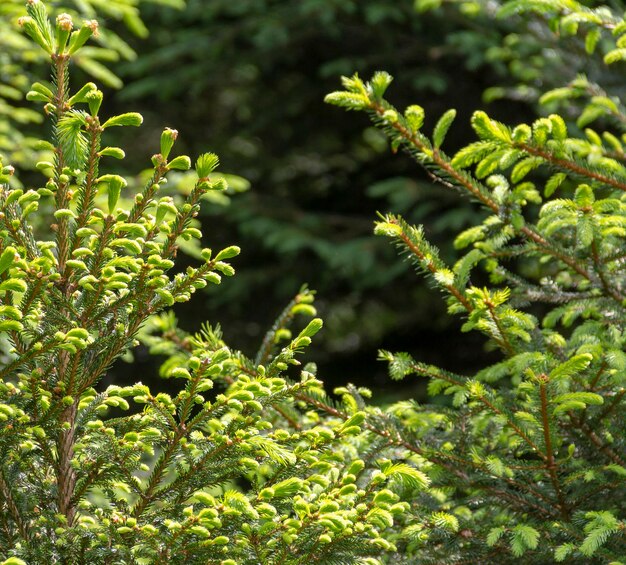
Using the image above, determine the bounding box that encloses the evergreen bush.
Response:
[5,0,626,563]
[325,0,626,562]
[0,2,424,563]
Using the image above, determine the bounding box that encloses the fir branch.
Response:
[590,240,621,302]
[587,359,608,391]
[153,434,240,510]
[57,401,78,525]
[379,215,473,312]
[567,413,625,466]
[0,468,29,540]
[595,388,626,422]
[538,376,569,520]
[0,335,58,384]
[368,100,500,214]
[255,291,304,366]
[127,167,168,224]
[51,54,73,275]
[364,98,606,291]
[473,390,546,462]
[273,403,303,431]
[298,389,560,520]
[518,141,626,193]
[484,297,515,356]
[396,356,546,460]
[0,195,41,261]
[131,423,188,518]
[70,116,102,252]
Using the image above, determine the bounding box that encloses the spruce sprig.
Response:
[326,4,626,561]
[0,3,415,563]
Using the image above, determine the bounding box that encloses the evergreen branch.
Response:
[367,100,500,214]
[127,166,167,224]
[474,391,546,462]
[574,480,624,509]
[378,214,474,313]
[398,357,546,460]
[603,249,626,264]
[396,221,473,312]
[518,142,626,193]
[80,219,143,324]
[0,197,41,261]
[297,390,559,519]
[51,54,73,276]
[567,413,625,466]
[166,260,217,301]
[176,367,206,426]
[519,225,597,284]
[272,403,303,431]
[71,458,107,505]
[70,117,102,255]
[156,434,240,509]
[0,335,59,382]
[131,424,187,518]
[484,298,515,356]
[539,376,569,520]
[0,468,29,540]
[160,180,208,261]
[57,401,78,525]
[49,50,79,532]
[402,359,467,387]
[595,388,626,422]
[255,287,312,366]
[79,318,144,391]
[587,360,607,391]
[365,98,604,289]
[590,240,621,302]
[19,274,47,320]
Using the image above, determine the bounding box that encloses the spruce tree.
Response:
[326,0,626,562]
[0,3,422,563]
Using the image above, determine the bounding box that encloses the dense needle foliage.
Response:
[325,0,626,562]
[0,3,427,563]
[2,0,626,563]
[114,0,626,384]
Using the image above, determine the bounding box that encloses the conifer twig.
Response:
[518,142,626,193]
[539,376,569,520]
[0,469,28,540]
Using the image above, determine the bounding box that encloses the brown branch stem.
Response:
[519,142,626,193]
[57,400,78,525]
[0,468,29,539]
[539,377,569,520]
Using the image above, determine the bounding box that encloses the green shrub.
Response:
[5,0,626,563]
[326,1,626,562]
[0,3,424,563]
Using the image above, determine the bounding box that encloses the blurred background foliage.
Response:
[4,0,623,397]
[112,0,527,393]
